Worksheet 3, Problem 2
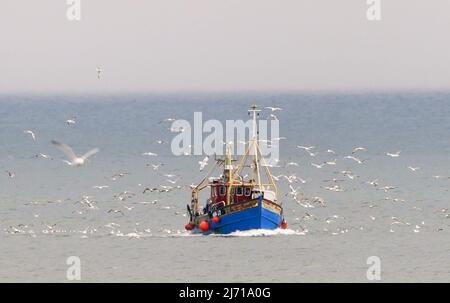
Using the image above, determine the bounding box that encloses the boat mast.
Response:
[225,143,234,205]
[224,144,233,182]
[249,104,262,190]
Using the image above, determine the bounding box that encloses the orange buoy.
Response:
[280,220,288,229]
[199,221,209,232]
[184,223,194,231]
[212,216,220,224]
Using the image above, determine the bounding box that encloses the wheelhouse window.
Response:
[236,187,243,196]
[244,187,251,196]
[219,186,226,196]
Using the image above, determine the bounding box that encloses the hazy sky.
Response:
[1,0,450,93]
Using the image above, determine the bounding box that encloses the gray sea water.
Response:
[0,92,449,282]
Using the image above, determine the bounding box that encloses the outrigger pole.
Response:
[191,159,218,216]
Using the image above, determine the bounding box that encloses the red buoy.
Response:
[212,216,220,224]
[280,220,288,229]
[199,221,209,232]
[184,223,194,231]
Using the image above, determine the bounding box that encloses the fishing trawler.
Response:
[185,105,287,234]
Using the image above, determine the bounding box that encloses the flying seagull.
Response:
[199,156,209,171]
[386,151,401,158]
[51,140,99,167]
[142,152,158,156]
[265,107,283,112]
[23,130,36,141]
[311,163,326,169]
[297,145,315,151]
[5,170,15,178]
[344,155,364,164]
[96,66,102,79]
[65,117,76,126]
[352,147,367,154]
[158,118,177,124]
[269,114,278,120]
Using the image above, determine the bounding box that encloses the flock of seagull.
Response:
[3,102,449,239]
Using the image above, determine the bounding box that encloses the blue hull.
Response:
[208,196,282,234]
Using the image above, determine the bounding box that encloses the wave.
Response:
[215,228,306,237]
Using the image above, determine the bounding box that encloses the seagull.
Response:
[297,145,315,151]
[35,153,52,159]
[93,185,109,189]
[183,145,192,155]
[326,149,336,154]
[325,215,339,224]
[143,187,158,194]
[77,196,97,210]
[65,117,76,126]
[297,177,307,184]
[166,178,179,184]
[341,170,357,180]
[111,172,130,181]
[107,209,124,216]
[408,166,420,172]
[344,155,364,164]
[269,114,278,120]
[23,130,36,141]
[325,159,337,166]
[323,178,345,183]
[284,174,298,183]
[323,185,344,192]
[158,118,177,124]
[51,140,99,167]
[352,147,367,154]
[288,185,301,197]
[386,151,401,158]
[365,179,379,187]
[142,152,158,156]
[199,156,209,171]
[5,170,15,178]
[96,66,102,79]
[139,200,158,205]
[306,150,317,157]
[265,107,282,112]
[147,163,163,170]
[392,198,405,203]
[311,163,326,169]
[159,185,174,192]
[379,186,398,193]
[164,173,177,178]
[169,126,185,133]
[273,174,284,181]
